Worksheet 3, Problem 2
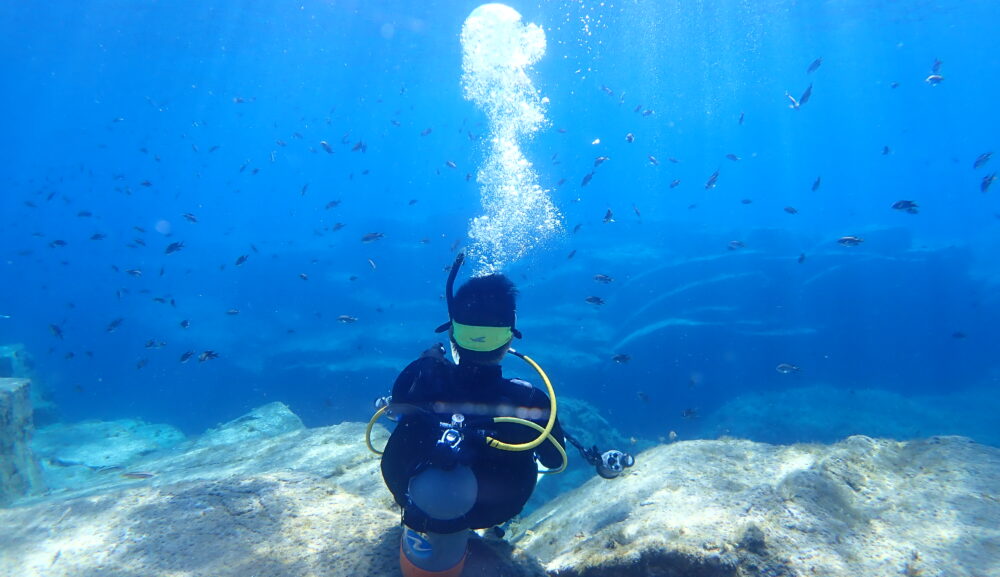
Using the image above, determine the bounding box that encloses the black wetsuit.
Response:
[380,355,565,534]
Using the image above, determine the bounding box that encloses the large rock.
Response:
[0,407,547,577]
[5,404,999,577]
[515,435,1000,577]
[31,418,186,493]
[0,378,43,506]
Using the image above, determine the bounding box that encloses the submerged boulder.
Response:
[515,435,1000,577]
[0,406,543,577]
[4,403,998,577]
[0,378,43,506]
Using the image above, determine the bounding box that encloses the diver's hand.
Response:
[421,343,447,360]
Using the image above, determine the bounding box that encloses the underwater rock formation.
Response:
[2,404,997,576]
[0,404,543,577]
[515,435,1000,577]
[0,378,43,506]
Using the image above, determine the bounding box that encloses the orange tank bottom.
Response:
[399,541,467,577]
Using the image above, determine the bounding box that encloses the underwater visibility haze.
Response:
[1,0,999,451]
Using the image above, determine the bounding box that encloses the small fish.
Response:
[180,350,195,363]
[973,152,992,170]
[198,350,220,362]
[705,170,719,190]
[182,213,198,223]
[325,200,341,210]
[581,172,594,187]
[351,141,367,153]
[632,204,641,218]
[144,340,166,349]
[979,172,997,194]
[738,111,745,125]
[812,176,822,191]
[594,156,610,167]
[925,74,944,86]
[567,250,577,260]
[106,318,124,332]
[90,233,106,240]
[445,160,457,169]
[235,254,249,266]
[612,354,631,363]
[77,210,93,217]
[572,224,582,234]
[625,133,635,143]
[49,239,68,248]
[164,241,184,254]
[952,331,967,339]
[775,363,801,374]
[368,258,377,271]
[647,155,659,166]
[420,128,433,136]
[882,145,891,155]
[641,109,654,116]
[594,274,614,284]
[727,240,745,250]
[300,183,310,196]
[931,58,942,74]
[135,358,148,369]
[741,198,753,205]
[681,408,699,419]
[121,471,155,479]
[669,179,681,189]
[797,253,806,264]
[637,391,649,403]
[982,173,997,194]
[603,209,614,223]
[299,273,309,281]
[180,320,190,329]
[320,141,333,154]
[785,91,800,109]
[726,153,741,162]
[806,57,823,74]
[337,315,358,323]
[891,200,919,214]
[798,83,813,106]
[784,206,799,215]
[226,309,240,315]
[361,232,384,243]
[49,324,64,339]
[837,235,864,246]
[585,296,605,305]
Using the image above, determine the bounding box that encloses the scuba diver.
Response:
[369,253,634,577]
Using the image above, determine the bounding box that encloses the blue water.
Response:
[1,1,997,446]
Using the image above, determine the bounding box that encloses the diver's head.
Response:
[448,274,519,365]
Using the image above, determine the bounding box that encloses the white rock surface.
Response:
[4,403,999,577]
[515,435,1000,577]
[0,404,546,577]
